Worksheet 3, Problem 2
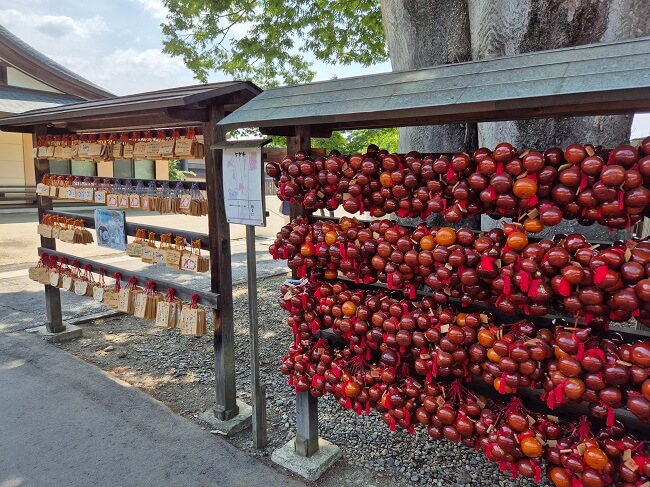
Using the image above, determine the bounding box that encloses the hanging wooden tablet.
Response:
[103,272,122,308]
[126,229,146,258]
[93,268,106,302]
[165,236,183,269]
[180,294,206,336]
[141,232,156,264]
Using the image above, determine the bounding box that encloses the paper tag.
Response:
[547,439,557,448]
[527,415,535,426]
[547,415,559,422]
[576,443,586,456]
[440,324,449,333]
[625,459,638,471]
[623,449,632,462]
[480,314,489,324]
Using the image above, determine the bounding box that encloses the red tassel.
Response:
[387,273,394,290]
[519,271,530,292]
[446,166,455,181]
[365,401,371,415]
[480,255,493,271]
[533,462,541,483]
[594,265,608,284]
[503,275,511,296]
[354,401,362,415]
[558,277,571,297]
[529,279,542,298]
[389,416,396,431]
[499,372,507,394]
[578,172,588,192]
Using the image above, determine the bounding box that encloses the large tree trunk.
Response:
[465,0,650,238]
[466,0,649,149]
[380,0,477,153]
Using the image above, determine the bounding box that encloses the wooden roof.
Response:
[0,24,112,100]
[218,37,650,135]
[0,81,262,133]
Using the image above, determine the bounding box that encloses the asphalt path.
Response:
[0,331,304,487]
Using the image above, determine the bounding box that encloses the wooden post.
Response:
[204,103,239,421]
[287,126,319,457]
[33,126,64,333]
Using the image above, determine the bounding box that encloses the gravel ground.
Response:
[55,274,548,487]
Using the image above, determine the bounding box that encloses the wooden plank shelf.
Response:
[304,213,618,248]
[317,326,650,436]
[38,247,219,308]
[46,174,208,191]
[44,209,210,249]
[332,274,650,342]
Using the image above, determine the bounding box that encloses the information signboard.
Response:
[222,145,266,226]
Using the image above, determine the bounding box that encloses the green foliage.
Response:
[168,159,196,180]
[161,0,387,87]
[268,128,398,154]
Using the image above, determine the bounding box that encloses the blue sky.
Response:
[0,0,647,139]
[0,0,391,95]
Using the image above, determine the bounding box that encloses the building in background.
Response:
[0,25,169,202]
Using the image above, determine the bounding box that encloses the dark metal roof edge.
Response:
[0,81,262,127]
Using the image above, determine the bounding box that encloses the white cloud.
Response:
[0,9,108,39]
[135,0,168,20]
[50,48,208,95]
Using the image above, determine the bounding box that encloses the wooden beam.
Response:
[33,125,64,333]
[204,102,239,421]
[286,125,321,458]
[0,64,7,85]
[45,174,207,191]
[37,248,219,308]
[260,125,332,138]
[165,106,209,122]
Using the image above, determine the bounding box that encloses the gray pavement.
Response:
[0,331,304,487]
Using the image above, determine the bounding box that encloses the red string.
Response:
[189,294,199,309]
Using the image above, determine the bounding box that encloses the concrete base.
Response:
[271,438,341,482]
[202,400,252,436]
[25,324,83,343]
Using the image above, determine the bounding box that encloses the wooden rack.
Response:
[218,37,650,465]
[0,81,262,426]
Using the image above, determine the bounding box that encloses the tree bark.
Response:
[380,0,477,153]
[466,0,649,149]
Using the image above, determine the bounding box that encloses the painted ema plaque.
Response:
[222,146,266,226]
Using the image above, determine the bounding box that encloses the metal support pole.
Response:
[246,224,267,448]
[33,126,64,333]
